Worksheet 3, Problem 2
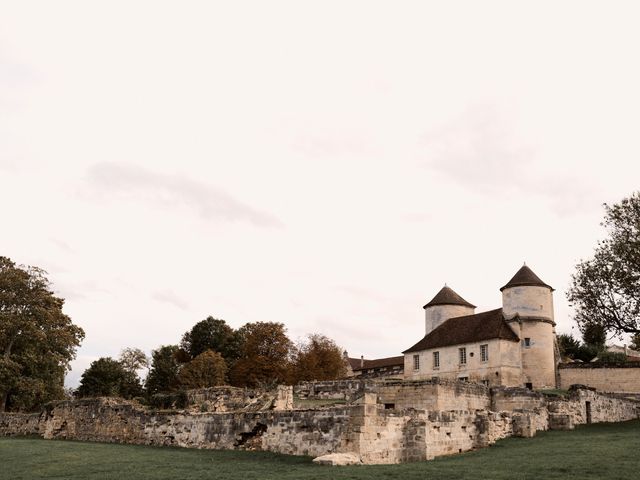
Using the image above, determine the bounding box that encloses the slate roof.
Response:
[423,286,476,309]
[402,308,520,353]
[500,265,553,291]
[352,356,404,371]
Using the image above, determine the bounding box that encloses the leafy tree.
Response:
[229,322,293,387]
[177,350,227,388]
[180,317,240,361]
[557,334,581,359]
[76,357,143,399]
[292,334,346,383]
[567,192,640,336]
[119,347,149,375]
[0,256,84,412]
[581,323,607,349]
[596,351,627,363]
[630,333,640,352]
[145,345,182,395]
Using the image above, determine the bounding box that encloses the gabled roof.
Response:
[353,355,404,371]
[402,308,519,353]
[500,265,553,291]
[423,285,476,309]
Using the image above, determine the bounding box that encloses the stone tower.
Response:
[423,286,475,335]
[501,265,557,389]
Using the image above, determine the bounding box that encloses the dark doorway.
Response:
[525,382,533,390]
[585,401,592,424]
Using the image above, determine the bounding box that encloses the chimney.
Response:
[360,355,364,368]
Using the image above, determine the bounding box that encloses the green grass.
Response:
[1,420,639,480]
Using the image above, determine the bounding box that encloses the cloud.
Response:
[86,163,283,227]
[151,289,189,310]
[422,107,600,216]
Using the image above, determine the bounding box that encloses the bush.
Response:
[596,351,627,363]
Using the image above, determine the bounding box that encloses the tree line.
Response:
[75,317,347,401]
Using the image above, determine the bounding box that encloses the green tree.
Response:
[177,350,227,388]
[229,322,293,387]
[292,334,346,383]
[180,317,240,362]
[145,345,182,395]
[581,323,607,349]
[567,192,640,336]
[0,256,84,412]
[76,357,143,399]
[118,347,149,375]
[557,334,581,359]
[630,333,640,352]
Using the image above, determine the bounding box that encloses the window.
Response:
[481,379,490,386]
[525,382,533,390]
[480,344,489,362]
[459,347,467,365]
[413,354,420,371]
[459,376,469,382]
[433,351,440,369]
[524,338,531,347]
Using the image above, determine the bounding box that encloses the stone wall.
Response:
[1,384,638,465]
[558,363,640,393]
[294,380,365,401]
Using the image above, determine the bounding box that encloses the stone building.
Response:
[403,265,558,389]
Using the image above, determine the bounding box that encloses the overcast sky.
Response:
[2,1,639,386]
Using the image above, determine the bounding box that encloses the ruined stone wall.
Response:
[294,380,365,401]
[558,363,640,393]
[375,379,490,411]
[0,412,41,436]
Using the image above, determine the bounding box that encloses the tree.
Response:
[229,322,293,387]
[76,357,143,399]
[177,350,227,388]
[180,317,240,362]
[581,323,606,349]
[292,334,346,383]
[557,334,581,359]
[145,345,182,395]
[0,256,84,412]
[567,192,640,337]
[630,334,640,352]
[119,347,149,375]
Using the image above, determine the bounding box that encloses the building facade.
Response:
[403,265,558,389]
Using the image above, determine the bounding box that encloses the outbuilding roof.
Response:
[402,308,520,353]
[500,265,553,291]
[423,285,476,309]
[352,355,404,371]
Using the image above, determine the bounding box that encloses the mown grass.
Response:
[1,420,638,480]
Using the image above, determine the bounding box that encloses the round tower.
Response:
[423,286,475,335]
[500,264,556,389]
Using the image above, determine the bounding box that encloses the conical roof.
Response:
[423,285,476,309]
[500,264,553,291]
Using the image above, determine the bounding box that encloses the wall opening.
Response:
[585,401,592,424]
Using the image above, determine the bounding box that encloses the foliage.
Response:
[145,345,182,395]
[76,357,143,399]
[630,333,640,352]
[580,323,606,349]
[596,351,627,363]
[0,256,84,412]
[567,192,640,336]
[178,350,227,388]
[180,317,240,362]
[119,347,149,375]
[291,334,346,383]
[229,322,293,387]
[557,334,581,359]
[2,420,640,480]
[556,333,601,362]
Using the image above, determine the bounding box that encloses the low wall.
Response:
[1,385,638,464]
[294,380,365,401]
[558,363,640,393]
[375,379,490,411]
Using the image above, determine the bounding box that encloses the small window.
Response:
[525,382,533,390]
[481,379,489,386]
[459,347,467,365]
[433,351,440,369]
[413,354,420,371]
[459,376,469,382]
[480,344,489,362]
[524,338,531,347]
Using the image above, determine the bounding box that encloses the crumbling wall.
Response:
[294,380,365,401]
[0,412,41,436]
[186,385,293,412]
[375,379,490,411]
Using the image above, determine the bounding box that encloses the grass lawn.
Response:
[1,420,638,480]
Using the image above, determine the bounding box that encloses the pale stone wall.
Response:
[507,319,556,388]
[375,379,490,411]
[0,412,41,436]
[425,304,475,335]
[185,386,293,413]
[404,338,522,386]
[294,380,365,401]
[558,363,640,393]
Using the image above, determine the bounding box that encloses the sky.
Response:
[1,1,639,387]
